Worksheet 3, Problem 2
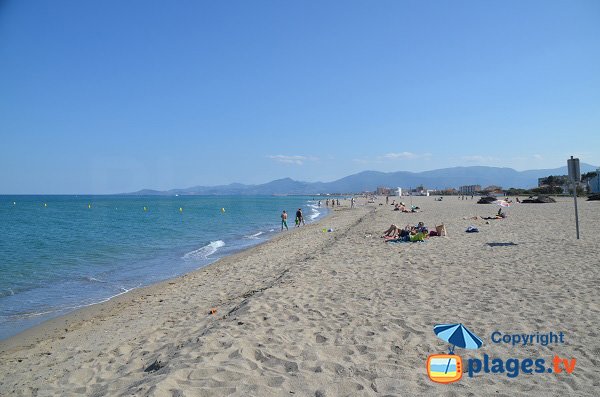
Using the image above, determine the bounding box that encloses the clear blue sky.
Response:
[1,0,599,194]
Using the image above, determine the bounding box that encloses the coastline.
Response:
[0,203,333,352]
[0,195,329,341]
[1,196,598,396]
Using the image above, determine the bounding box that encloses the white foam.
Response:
[84,276,107,283]
[183,240,225,260]
[244,231,264,239]
[310,208,320,220]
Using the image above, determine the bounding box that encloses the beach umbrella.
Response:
[494,200,510,208]
[433,323,483,353]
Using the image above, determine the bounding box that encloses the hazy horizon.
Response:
[2,162,597,195]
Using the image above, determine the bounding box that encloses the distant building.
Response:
[396,188,402,196]
[587,170,600,194]
[376,187,393,196]
[459,185,481,195]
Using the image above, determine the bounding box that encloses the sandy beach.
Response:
[1,196,598,396]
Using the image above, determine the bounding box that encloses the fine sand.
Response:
[1,196,598,396]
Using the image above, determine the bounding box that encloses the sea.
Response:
[0,195,327,340]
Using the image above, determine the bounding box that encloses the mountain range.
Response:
[129,163,598,195]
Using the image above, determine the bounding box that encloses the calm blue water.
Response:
[0,195,327,340]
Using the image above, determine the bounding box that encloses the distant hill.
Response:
[126,163,598,195]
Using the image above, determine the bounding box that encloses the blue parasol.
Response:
[433,323,483,354]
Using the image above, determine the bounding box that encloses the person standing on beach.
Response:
[281,210,288,230]
[351,197,355,208]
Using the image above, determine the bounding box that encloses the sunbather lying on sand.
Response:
[382,224,402,237]
[482,209,506,220]
[382,224,412,238]
[384,222,430,242]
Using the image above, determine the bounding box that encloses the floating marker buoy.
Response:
[144,206,147,211]
[88,204,91,209]
[221,208,225,213]
[179,207,183,212]
[44,203,47,207]
[13,202,16,205]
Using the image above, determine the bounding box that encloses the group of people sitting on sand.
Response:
[381,221,443,242]
[391,201,420,213]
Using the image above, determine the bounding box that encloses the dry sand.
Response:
[1,196,598,396]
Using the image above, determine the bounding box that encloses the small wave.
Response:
[83,276,107,283]
[1,285,141,322]
[0,288,15,298]
[310,208,320,220]
[183,240,225,260]
[244,231,264,239]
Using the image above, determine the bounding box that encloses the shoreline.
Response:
[1,196,598,395]
[0,196,328,343]
[0,204,334,353]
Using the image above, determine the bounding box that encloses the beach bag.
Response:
[435,224,447,237]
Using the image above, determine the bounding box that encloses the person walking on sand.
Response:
[295,208,304,227]
[351,197,355,208]
[281,210,288,231]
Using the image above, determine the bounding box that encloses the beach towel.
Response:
[410,232,427,242]
[387,239,425,244]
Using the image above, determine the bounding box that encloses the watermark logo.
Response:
[426,354,463,384]
[426,324,577,383]
[426,323,483,384]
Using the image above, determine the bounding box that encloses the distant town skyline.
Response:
[1,1,599,194]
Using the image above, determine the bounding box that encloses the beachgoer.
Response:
[281,210,288,230]
[318,200,321,207]
[382,224,400,237]
[351,197,355,208]
[295,208,304,226]
[386,196,389,204]
[336,199,340,206]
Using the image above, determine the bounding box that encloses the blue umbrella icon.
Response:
[434,323,483,354]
